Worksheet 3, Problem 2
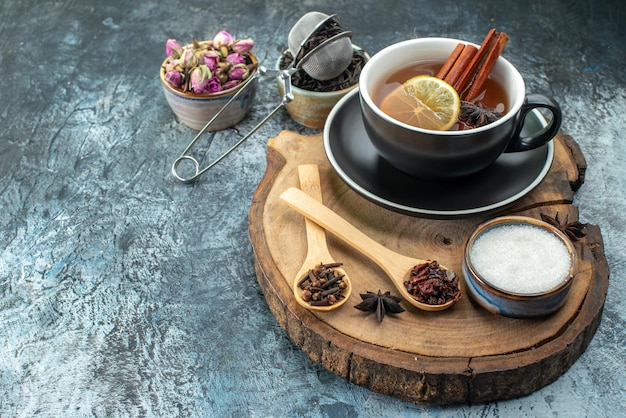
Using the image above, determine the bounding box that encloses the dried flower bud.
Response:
[228,64,249,81]
[205,76,222,93]
[226,52,245,66]
[222,80,239,90]
[232,38,254,54]
[217,70,229,84]
[190,65,213,93]
[213,30,234,48]
[165,39,182,58]
[165,70,183,88]
[163,59,180,73]
[194,50,206,64]
[217,61,232,75]
[180,47,197,68]
[202,50,220,72]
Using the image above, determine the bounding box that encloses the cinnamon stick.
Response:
[436,29,509,102]
[454,29,498,96]
[463,32,508,101]
[436,43,465,79]
[442,44,478,87]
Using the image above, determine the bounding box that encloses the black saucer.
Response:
[323,89,554,217]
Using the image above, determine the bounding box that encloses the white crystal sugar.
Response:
[470,224,571,294]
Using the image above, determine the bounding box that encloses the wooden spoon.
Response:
[280,187,458,311]
[291,165,352,311]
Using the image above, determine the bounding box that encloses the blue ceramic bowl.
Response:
[462,216,576,318]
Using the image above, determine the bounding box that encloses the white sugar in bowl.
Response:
[462,216,577,318]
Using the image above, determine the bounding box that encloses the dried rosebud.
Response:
[165,39,182,58]
[202,50,220,72]
[163,59,181,73]
[222,80,240,90]
[165,70,183,88]
[217,61,232,73]
[217,69,229,84]
[205,76,222,93]
[190,65,213,93]
[216,62,231,84]
[226,52,245,66]
[232,38,254,54]
[213,30,234,48]
[229,64,249,81]
[180,47,197,68]
[194,50,206,64]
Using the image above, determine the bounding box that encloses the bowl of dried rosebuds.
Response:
[160,31,258,131]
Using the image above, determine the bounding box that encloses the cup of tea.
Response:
[359,37,562,179]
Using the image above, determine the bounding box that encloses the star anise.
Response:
[354,290,405,323]
[540,212,587,241]
[459,101,504,128]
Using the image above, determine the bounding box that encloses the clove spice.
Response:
[298,262,348,306]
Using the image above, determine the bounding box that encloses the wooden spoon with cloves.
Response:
[291,164,352,311]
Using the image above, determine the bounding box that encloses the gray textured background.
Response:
[1,0,624,416]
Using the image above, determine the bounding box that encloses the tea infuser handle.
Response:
[171,100,288,183]
[171,68,295,184]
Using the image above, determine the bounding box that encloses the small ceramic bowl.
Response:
[160,52,258,131]
[462,216,576,318]
[276,46,368,129]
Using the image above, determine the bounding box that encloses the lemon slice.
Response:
[380,75,461,131]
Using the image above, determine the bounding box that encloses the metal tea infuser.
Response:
[171,12,353,183]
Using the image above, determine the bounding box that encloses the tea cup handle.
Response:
[505,94,562,152]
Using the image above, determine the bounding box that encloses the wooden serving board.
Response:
[248,130,609,405]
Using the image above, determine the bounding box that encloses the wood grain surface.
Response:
[248,130,609,405]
